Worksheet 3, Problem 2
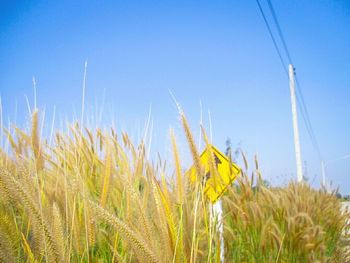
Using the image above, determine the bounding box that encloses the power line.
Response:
[255,0,288,77]
[266,0,293,65]
[255,0,310,136]
[255,0,323,161]
[265,0,323,161]
[295,76,322,160]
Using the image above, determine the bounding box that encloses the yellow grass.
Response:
[0,110,348,262]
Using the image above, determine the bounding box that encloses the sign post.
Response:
[212,199,224,262]
[187,145,241,262]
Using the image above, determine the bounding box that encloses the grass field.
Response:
[0,109,349,262]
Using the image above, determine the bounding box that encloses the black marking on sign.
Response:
[205,153,221,181]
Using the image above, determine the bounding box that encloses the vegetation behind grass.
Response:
[0,109,349,262]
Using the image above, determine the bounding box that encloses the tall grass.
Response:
[0,110,348,262]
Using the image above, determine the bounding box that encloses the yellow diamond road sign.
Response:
[188,145,241,203]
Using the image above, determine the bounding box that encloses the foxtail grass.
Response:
[0,110,348,262]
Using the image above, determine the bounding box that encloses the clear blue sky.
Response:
[1,1,349,193]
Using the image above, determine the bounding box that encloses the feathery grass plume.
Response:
[3,126,29,158]
[0,171,11,203]
[100,135,112,208]
[254,154,263,185]
[86,207,96,248]
[52,203,66,262]
[0,148,15,171]
[4,128,20,156]
[89,200,159,263]
[8,175,62,262]
[85,127,94,146]
[15,126,31,147]
[180,112,202,177]
[31,110,43,171]
[170,130,184,205]
[123,182,153,250]
[149,173,172,258]
[240,149,249,171]
[96,128,104,151]
[0,213,18,263]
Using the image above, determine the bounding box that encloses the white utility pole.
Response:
[212,200,224,262]
[289,64,303,182]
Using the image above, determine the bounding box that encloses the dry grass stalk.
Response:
[0,109,348,262]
